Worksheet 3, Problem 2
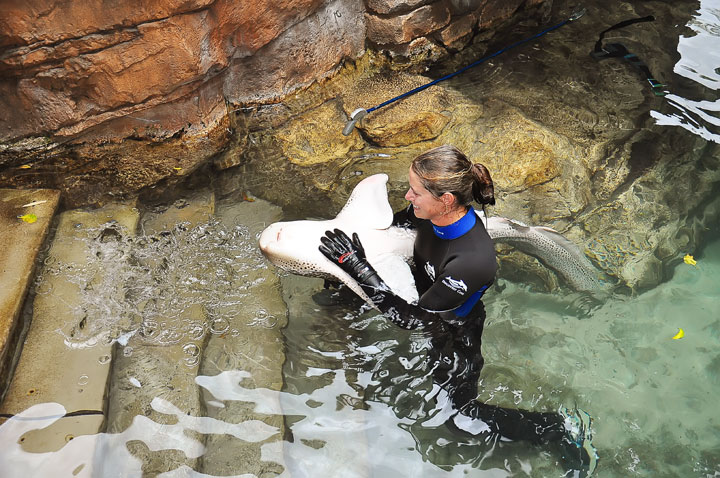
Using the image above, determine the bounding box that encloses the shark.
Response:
[258,173,607,307]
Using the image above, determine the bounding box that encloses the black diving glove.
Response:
[319,229,384,288]
[319,228,440,331]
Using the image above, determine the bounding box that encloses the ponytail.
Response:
[471,163,495,206]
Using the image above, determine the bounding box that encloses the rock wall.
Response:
[0,0,548,206]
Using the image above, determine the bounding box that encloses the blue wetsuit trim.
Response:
[454,285,489,317]
[432,208,476,239]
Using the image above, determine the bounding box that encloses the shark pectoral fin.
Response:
[335,174,394,230]
[325,262,378,309]
[372,253,419,305]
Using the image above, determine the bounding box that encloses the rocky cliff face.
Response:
[0,0,364,140]
[0,0,538,188]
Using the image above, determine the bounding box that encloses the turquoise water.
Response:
[278,232,720,477]
[2,227,719,476]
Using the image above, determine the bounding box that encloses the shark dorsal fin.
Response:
[335,174,394,230]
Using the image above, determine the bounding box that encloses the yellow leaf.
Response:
[19,164,32,169]
[683,254,697,266]
[173,167,183,171]
[19,213,37,223]
[672,328,684,340]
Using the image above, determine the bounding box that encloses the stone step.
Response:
[0,202,139,458]
[0,187,305,476]
[103,188,215,475]
[196,195,289,476]
[0,189,60,402]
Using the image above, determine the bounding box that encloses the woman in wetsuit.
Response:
[319,145,597,475]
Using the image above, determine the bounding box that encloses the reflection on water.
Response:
[651,0,720,143]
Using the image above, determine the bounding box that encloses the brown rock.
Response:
[438,12,478,49]
[222,0,367,105]
[385,36,448,66]
[0,1,214,49]
[366,3,451,45]
[365,0,433,15]
[447,0,486,15]
[478,0,525,29]
[0,0,333,142]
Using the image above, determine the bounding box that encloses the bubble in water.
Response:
[157,328,183,345]
[140,319,159,340]
[35,278,54,295]
[78,375,89,386]
[183,343,200,367]
[98,355,111,365]
[187,322,206,340]
[250,308,278,328]
[123,346,133,357]
[209,317,230,335]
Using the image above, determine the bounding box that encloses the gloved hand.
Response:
[319,229,382,287]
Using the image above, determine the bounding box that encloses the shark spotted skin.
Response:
[484,216,606,292]
[259,174,419,306]
[259,174,606,308]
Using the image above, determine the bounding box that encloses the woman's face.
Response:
[406,167,446,222]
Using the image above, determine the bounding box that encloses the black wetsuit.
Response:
[391,204,566,446]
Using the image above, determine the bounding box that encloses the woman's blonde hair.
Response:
[411,145,495,207]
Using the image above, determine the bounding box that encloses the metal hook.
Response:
[342,108,368,136]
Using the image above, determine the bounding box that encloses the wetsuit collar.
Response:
[432,208,476,240]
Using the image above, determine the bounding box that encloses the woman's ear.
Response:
[441,192,455,207]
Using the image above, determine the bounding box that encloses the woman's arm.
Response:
[319,229,446,330]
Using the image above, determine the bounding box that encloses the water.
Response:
[2,1,720,477]
[651,1,720,143]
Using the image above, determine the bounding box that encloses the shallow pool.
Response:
[1,0,719,477]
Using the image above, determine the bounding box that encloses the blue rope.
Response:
[365,17,574,114]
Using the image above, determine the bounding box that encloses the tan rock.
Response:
[104,190,215,473]
[0,202,139,459]
[198,197,289,477]
[343,72,451,147]
[276,101,365,166]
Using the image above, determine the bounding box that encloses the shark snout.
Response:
[258,224,282,255]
